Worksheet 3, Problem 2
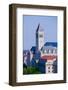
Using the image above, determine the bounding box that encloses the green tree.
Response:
[23,66,41,74]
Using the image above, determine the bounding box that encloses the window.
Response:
[51,49,53,53]
[48,67,50,69]
[53,49,57,54]
[52,70,54,73]
[48,70,50,73]
[52,66,53,69]
[47,49,49,53]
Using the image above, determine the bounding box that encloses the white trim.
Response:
[16,8,64,82]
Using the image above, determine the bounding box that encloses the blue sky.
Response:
[23,15,57,50]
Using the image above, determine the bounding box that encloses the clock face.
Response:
[39,34,43,37]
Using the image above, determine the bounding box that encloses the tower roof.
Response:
[36,23,44,32]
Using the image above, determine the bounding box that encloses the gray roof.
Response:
[41,42,57,50]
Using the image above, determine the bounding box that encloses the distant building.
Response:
[23,50,30,66]
[30,46,36,62]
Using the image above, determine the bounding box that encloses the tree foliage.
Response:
[23,66,41,74]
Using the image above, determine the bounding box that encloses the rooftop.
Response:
[44,42,57,47]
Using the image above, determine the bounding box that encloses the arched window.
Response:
[46,49,49,53]
[55,49,57,53]
[51,49,53,54]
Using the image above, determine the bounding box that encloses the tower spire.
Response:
[36,23,43,32]
[36,23,40,32]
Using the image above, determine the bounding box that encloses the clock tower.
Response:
[36,24,44,50]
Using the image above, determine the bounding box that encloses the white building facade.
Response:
[46,58,56,73]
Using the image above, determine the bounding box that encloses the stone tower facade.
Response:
[36,24,44,50]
